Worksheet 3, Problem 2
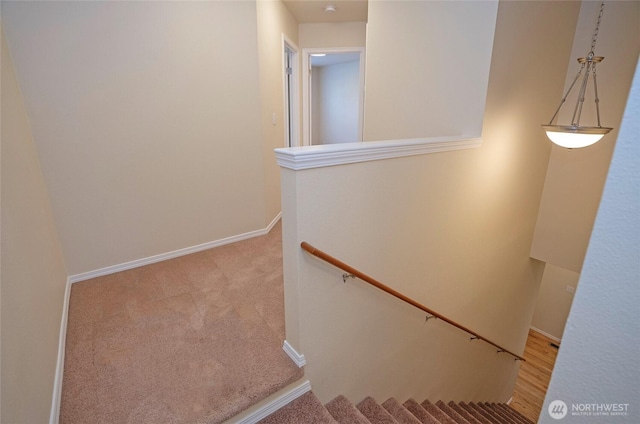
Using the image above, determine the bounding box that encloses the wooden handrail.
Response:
[301,241,525,362]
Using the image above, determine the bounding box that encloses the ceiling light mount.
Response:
[324,5,337,13]
[542,1,613,149]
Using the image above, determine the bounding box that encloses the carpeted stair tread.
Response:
[445,402,484,424]
[382,398,422,424]
[257,391,338,424]
[493,404,534,424]
[420,399,458,424]
[471,402,511,424]
[435,400,475,424]
[476,403,518,424]
[465,402,501,424]
[357,397,400,424]
[325,395,371,424]
[495,404,534,424]
[456,402,493,424]
[402,398,440,424]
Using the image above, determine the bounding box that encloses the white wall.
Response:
[280,1,580,404]
[1,1,267,275]
[540,59,640,424]
[313,60,360,145]
[531,264,580,341]
[256,0,299,224]
[1,26,68,423]
[531,0,640,273]
[298,22,366,49]
[363,1,497,141]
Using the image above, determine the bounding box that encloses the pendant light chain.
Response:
[589,1,606,128]
[589,1,605,57]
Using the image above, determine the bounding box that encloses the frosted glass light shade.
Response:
[542,125,612,149]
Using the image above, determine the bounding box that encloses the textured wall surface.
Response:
[540,59,640,424]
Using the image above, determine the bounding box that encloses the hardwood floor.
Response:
[510,329,560,423]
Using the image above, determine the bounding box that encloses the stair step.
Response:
[402,398,440,424]
[435,400,475,424]
[420,399,458,424]
[357,396,400,424]
[476,403,518,424]
[325,395,371,424]
[456,402,493,424]
[258,390,533,424]
[257,391,337,424]
[382,398,422,424]
[494,403,535,424]
[467,402,506,424]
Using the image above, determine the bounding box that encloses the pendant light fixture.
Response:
[542,1,613,149]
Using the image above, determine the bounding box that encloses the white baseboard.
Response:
[52,215,282,422]
[49,277,72,424]
[69,213,282,283]
[231,380,312,424]
[529,326,562,343]
[282,340,306,368]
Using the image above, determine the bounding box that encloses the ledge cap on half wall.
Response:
[275,136,482,171]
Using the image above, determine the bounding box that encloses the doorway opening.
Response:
[302,47,365,146]
[284,37,299,148]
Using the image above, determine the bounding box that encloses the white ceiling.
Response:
[281,0,368,23]
[310,52,360,67]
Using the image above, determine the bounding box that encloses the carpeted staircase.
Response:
[257,391,534,424]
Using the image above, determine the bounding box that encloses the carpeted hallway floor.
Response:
[60,221,303,424]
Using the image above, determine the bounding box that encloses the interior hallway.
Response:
[511,330,560,422]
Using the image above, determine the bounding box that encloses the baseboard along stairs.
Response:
[257,391,534,424]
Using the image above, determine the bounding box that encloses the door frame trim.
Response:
[283,35,300,147]
[302,47,366,146]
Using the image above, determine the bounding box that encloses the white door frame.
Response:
[302,47,366,146]
[283,35,300,147]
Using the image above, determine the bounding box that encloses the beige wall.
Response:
[363,1,497,141]
[281,1,580,404]
[531,264,580,341]
[2,1,266,275]
[256,0,299,225]
[1,26,68,423]
[298,22,366,49]
[531,0,640,273]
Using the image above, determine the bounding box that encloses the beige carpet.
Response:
[60,221,303,424]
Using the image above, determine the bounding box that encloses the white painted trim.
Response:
[529,326,562,343]
[507,396,513,405]
[282,340,306,368]
[232,380,312,424]
[49,277,72,424]
[275,136,482,170]
[283,35,300,147]
[69,213,282,283]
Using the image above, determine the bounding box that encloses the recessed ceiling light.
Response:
[324,5,337,13]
